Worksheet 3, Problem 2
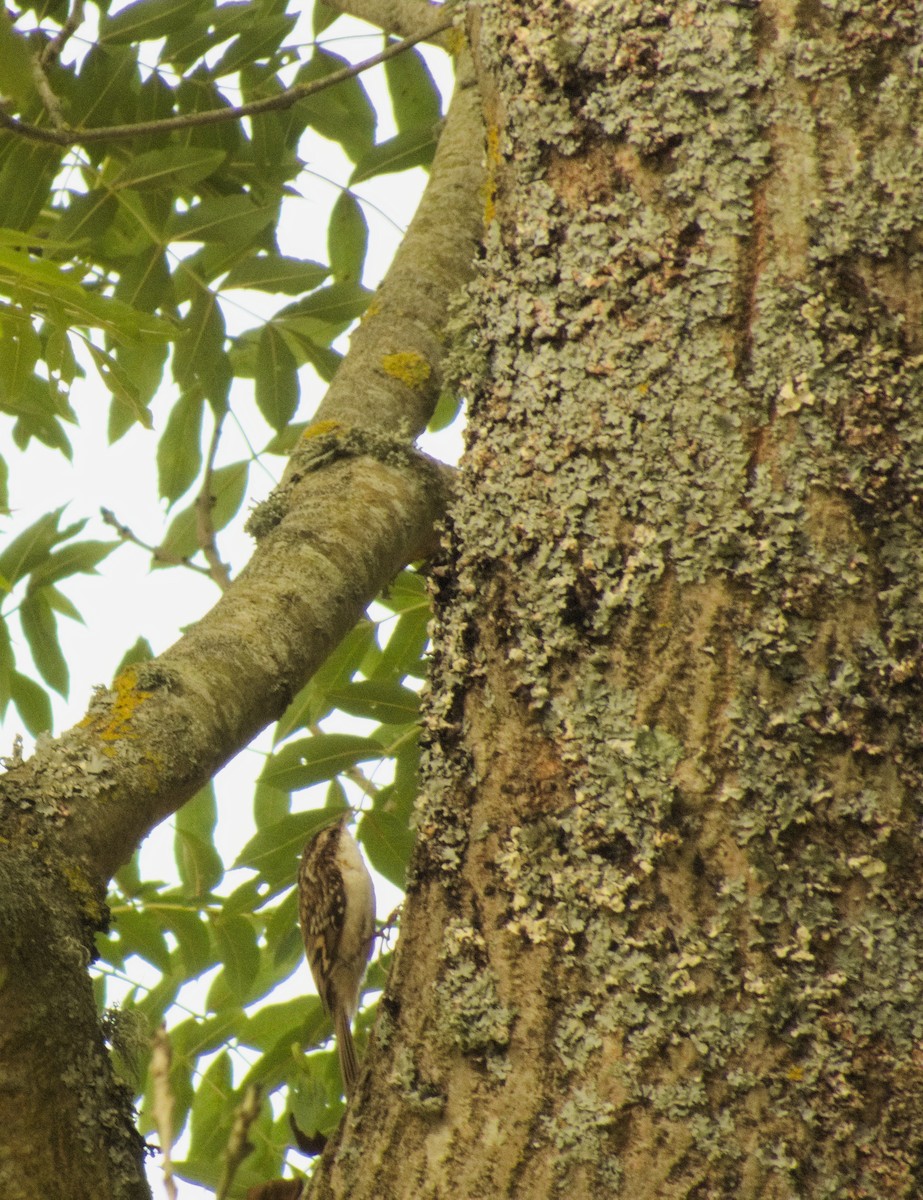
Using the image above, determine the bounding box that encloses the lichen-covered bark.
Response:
[316,3,923,1197]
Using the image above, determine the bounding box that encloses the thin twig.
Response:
[39,0,86,67]
[150,1024,178,1200]
[0,17,453,148]
[101,506,214,578]
[215,1084,263,1200]
[29,55,66,130]
[194,417,233,591]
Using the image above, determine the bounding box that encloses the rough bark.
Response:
[313,3,923,1198]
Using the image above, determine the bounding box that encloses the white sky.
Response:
[1,11,460,1197]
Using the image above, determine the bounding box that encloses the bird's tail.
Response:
[335,1007,360,1096]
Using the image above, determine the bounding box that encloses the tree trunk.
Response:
[314,4,923,1197]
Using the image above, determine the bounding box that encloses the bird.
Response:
[297,817,376,1095]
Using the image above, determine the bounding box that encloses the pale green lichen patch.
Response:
[434,917,514,1071]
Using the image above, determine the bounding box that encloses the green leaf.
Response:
[263,732,384,791]
[174,784,223,894]
[211,913,260,1000]
[167,195,277,246]
[0,248,173,340]
[27,540,118,590]
[255,324,299,430]
[328,192,368,285]
[111,147,227,192]
[209,13,296,77]
[380,569,428,612]
[276,281,371,347]
[10,669,52,735]
[384,45,442,132]
[160,906,214,975]
[351,125,440,185]
[110,908,173,972]
[253,778,290,828]
[294,52,376,162]
[20,590,68,695]
[0,12,36,102]
[0,618,11,713]
[371,605,430,681]
[101,0,206,44]
[184,1050,233,1174]
[428,387,462,433]
[157,393,204,504]
[157,460,248,564]
[325,681,420,725]
[360,809,415,889]
[0,141,62,232]
[222,253,328,295]
[87,342,153,433]
[172,287,230,411]
[115,637,154,673]
[235,809,342,883]
[274,620,377,741]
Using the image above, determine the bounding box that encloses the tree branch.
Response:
[326,0,455,47]
[0,55,486,885]
[194,419,233,591]
[0,18,453,147]
[307,47,485,441]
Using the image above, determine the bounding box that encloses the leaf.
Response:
[370,605,430,682]
[328,192,368,285]
[276,281,371,347]
[359,809,415,889]
[27,540,118,590]
[294,52,376,162]
[115,637,154,673]
[157,392,204,504]
[20,590,68,695]
[111,908,173,972]
[263,733,384,791]
[166,195,277,246]
[380,569,428,612]
[157,460,248,564]
[209,13,296,77]
[0,248,173,340]
[87,342,153,433]
[10,670,52,735]
[384,45,442,132]
[351,125,440,185]
[0,12,36,102]
[0,618,11,713]
[101,0,206,44]
[0,141,62,232]
[255,324,299,430]
[160,906,214,976]
[172,287,230,411]
[325,681,420,725]
[111,147,227,192]
[222,253,328,295]
[211,914,260,1001]
[174,831,224,897]
[274,620,377,741]
[235,809,343,883]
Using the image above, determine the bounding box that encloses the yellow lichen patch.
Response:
[381,352,431,388]
[302,419,342,440]
[79,666,153,744]
[61,857,107,927]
